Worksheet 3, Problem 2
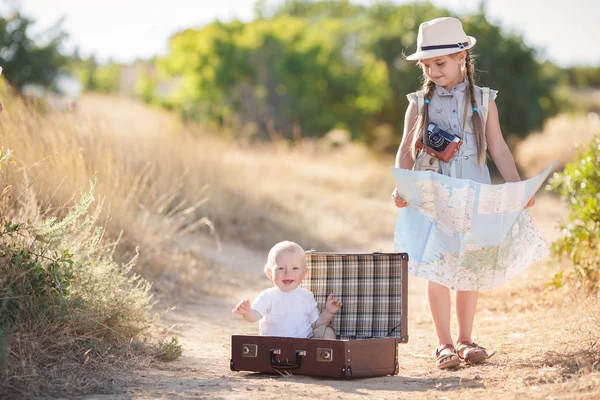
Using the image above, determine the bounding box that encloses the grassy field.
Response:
[1,89,599,398]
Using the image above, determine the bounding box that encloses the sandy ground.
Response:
[70,94,599,399]
[76,192,600,400]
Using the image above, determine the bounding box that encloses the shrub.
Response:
[549,131,600,290]
[156,336,183,362]
[0,174,159,397]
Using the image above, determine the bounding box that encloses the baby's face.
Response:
[269,250,307,292]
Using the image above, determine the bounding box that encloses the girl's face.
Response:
[418,52,465,89]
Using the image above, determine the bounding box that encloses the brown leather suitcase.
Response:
[230,335,399,378]
[230,252,408,378]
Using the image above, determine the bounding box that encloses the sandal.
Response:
[434,344,461,369]
[456,341,489,365]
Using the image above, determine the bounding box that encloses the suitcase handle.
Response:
[269,349,306,370]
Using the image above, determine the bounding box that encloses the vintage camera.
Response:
[425,123,461,152]
[415,122,463,163]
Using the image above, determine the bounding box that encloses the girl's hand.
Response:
[391,188,409,208]
[232,299,252,315]
[525,195,536,208]
[325,293,342,314]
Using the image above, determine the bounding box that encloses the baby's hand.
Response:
[325,293,342,314]
[232,299,252,316]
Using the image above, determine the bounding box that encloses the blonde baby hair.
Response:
[264,241,306,274]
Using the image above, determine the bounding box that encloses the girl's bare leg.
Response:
[455,290,478,342]
[427,280,453,345]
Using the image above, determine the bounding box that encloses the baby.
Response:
[232,241,342,339]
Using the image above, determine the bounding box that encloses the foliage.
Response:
[549,132,600,290]
[155,336,183,361]
[460,13,561,136]
[154,1,560,142]
[564,65,600,88]
[161,17,389,139]
[262,0,365,18]
[0,170,160,395]
[93,62,123,93]
[72,55,123,93]
[0,12,70,93]
[71,54,100,90]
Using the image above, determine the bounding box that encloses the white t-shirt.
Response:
[251,286,320,338]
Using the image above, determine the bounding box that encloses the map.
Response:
[391,161,557,290]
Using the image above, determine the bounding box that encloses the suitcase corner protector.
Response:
[400,335,409,343]
[341,365,352,378]
[230,359,238,371]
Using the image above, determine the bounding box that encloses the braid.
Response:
[410,78,436,159]
[464,51,486,167]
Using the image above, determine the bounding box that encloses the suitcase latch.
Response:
[317,348,333,362]
[241,344,258,358]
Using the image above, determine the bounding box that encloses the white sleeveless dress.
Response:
[395,81,548,290]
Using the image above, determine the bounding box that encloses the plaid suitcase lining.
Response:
[302,253,405,340]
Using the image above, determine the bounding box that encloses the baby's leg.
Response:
[322,325,336,340]
[310,324,337,340]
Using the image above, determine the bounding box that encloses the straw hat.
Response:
[406,17,476,61]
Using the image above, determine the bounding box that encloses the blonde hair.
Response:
[264,241,306,273]
[409,51,486,167]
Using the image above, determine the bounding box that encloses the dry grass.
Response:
[0,165,161,398]
[398,257,600,399]
[72,92,400,252]
[0,89,397,396]
[570,88,600,113]
[3,323,152,399]
[0,91,218,290]
[2,89,599,398]
[512,88,600,180]
[0,90,205,397]
[514,112,600,178]
[2,90,398,258]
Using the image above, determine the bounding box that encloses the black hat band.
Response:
[420,41,469,51]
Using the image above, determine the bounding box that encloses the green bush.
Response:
[549,132,600,289]
[154,1,560,142]
[0,12,69,93]
[0,174,162,396]
[156,336,183,361]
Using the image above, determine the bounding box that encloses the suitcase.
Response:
[230,335,399,378]
[230,252,408,378]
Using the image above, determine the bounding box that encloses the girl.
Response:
[391,17,535,369]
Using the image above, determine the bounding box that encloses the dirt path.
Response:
[111,239,448,399]
[71,95,597,398]
[78,194,600,399]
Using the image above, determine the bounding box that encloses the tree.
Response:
[0,13,70,93]
[564,65,600,88]
[162,18,388,139]
[71,53,99,91]
[267,0,365,18]
[155,1,561,142]
[461,13,560,137]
